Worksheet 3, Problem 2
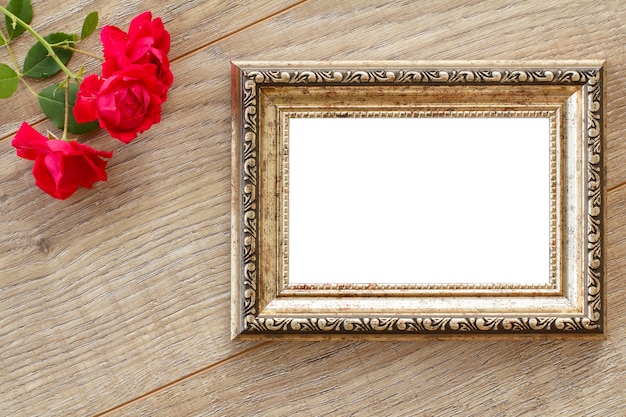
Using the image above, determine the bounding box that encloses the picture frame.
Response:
[231,60,605,339]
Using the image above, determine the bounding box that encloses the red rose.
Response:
[12,123,113,200]
[74,65,163,143]
[100,11,173,100]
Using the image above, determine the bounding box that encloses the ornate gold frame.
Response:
[231,61,605,339]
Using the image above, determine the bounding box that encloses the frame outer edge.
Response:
[230,62,244,339]
[600,61,607,336]
[230,61,607,338]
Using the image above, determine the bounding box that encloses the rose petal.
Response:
[11,122,49,160]
[74,75,104,123]
[101,25,130,76]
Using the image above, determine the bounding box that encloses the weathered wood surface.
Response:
[1,0,625,415]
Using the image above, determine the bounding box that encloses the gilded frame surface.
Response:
[231,61,605,339]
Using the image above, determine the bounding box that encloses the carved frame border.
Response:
[231,61,605,338]
[280,109,560,295]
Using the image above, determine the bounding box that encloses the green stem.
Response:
[0,24,37,97]
[56,45,103,61]
[0,23,8,45]
[0,24,17,69]
[62,81,69,141]
[0,5,77,80]
[19,76,38,97]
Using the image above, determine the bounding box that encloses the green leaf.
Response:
[23,32,77,79]
[4,0,33,40]
[0,63,19,98]
[80,11,98,40]
[38,83,99,134]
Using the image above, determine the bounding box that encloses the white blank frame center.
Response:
[288,117,550,285]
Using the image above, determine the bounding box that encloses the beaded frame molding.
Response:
[231,61,605,339]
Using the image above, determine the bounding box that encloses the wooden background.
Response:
[1,1,625,415]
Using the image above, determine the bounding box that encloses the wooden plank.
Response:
[0,1,303,415]
[1,0,624,415]
[607,185,626,333]
[106,313,626,416]
[0,0,304,138]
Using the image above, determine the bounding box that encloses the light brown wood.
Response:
[105,338,626,416]
[1,0,625,415]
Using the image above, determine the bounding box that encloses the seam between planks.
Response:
[92,342,272,417]
[169,0,310,65]
[609,181,626,193]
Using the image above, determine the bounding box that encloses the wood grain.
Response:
[106,337,626,416]
[1,0,625,415]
